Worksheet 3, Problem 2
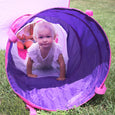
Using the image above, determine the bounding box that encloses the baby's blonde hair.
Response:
[33,21,56,41]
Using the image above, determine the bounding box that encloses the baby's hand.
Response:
[27,74,37,78]
[56,77,65,81]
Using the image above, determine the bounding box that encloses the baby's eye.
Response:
[39,36,43,39]
[46,36,51,38]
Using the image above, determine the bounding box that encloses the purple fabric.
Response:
[6,8,110,110]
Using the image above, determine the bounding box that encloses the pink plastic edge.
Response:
[7,29,17,42]
[5,5,111,111]
[26,105,37,115]
[95,84,107,95]
[85,10,93,16]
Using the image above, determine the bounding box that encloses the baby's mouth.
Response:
[42,43,49,47]
[42,43,48,45]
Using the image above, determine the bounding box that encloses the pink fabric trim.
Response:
[18,48,27,60]
[26,104,37,115]
[85,10,93,16]
[7,14,33,43]
[8,29,17,42]
[95,84,107,95]
[18,94,56,111]
[10,14,32,33]
[55,37,58,43]
[5,41,11,69]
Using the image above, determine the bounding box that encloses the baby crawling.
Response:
[27,21,66,81]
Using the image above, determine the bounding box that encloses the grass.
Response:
[0,0,115,114]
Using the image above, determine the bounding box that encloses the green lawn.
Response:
[0,0,115,115]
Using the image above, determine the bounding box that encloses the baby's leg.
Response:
[17,41,24,49]
[24,40,33,49]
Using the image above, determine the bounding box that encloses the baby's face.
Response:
[37,27,54,49]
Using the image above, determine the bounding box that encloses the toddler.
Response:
[27,21,66,80]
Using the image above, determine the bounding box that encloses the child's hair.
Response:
[33,21,56,41]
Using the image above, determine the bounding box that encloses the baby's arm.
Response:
[27,57,37,78]
[57,54,66,81]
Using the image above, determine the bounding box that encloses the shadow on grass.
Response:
[81,94,106,107]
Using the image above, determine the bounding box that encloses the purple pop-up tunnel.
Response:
[5,8,111,111]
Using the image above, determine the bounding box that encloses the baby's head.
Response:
[33,21,56,42]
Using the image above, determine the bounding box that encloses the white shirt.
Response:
[28,42,62,70]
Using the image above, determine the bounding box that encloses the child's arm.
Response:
[27,57,37,78]
[57,54,66,81]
